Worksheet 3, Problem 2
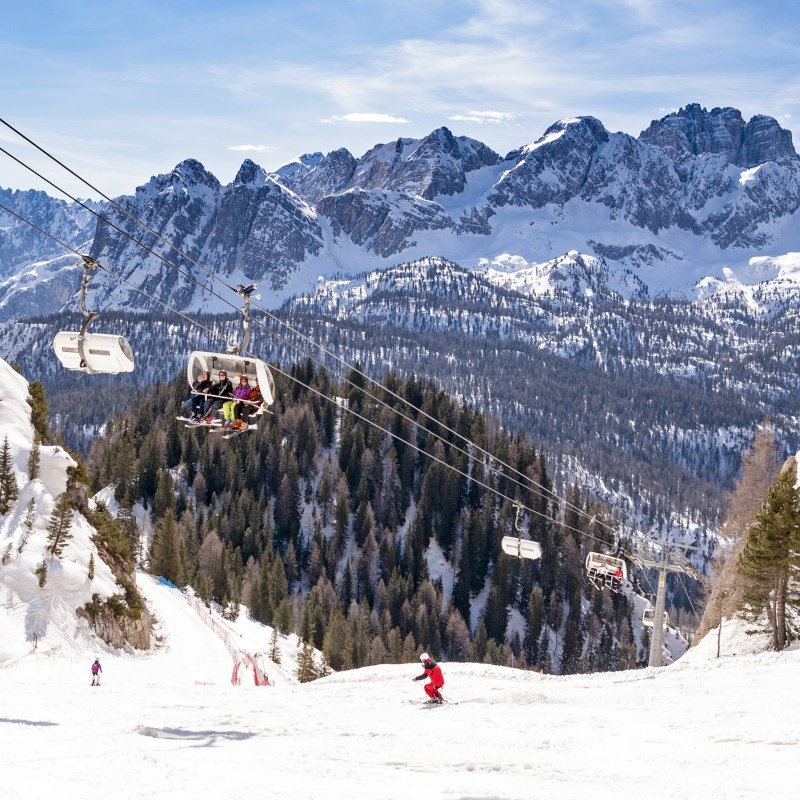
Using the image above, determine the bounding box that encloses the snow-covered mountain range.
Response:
[1,103,800,320]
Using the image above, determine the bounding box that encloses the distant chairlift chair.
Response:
[585,551,627,592]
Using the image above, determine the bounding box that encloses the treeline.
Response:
[86,362,643,674]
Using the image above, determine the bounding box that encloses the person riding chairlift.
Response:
[233,377,264,430]
[199,370,233,424]
[221,375,252,430]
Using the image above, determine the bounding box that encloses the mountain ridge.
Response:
[1,102,799,321]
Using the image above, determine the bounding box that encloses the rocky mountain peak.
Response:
[135,158,221,201]
[233,158,269,187]
[639,104,796,167]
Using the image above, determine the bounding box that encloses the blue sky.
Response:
[1,0,798,198]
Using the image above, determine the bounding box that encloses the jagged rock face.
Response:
[77,602,153,650]
[349,127,501,200]
[0,188,97,278]
[290,148,358,204]
[89,158,324,308]
[489,117,610,208]
[317,188,456,256]
[204,160,324,290]
[640,103,797,167]
[291,128,501,204]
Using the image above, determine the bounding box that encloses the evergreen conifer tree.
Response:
[18,498,36,555]
[0,436,18,514]
[26,382,53,444]
[27,434,41,481]
[46,492,73,557]
[737,465,800,650]
[269,627,282,665]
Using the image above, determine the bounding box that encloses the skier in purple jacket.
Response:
[222,375,253,429]
[91,658,102,686]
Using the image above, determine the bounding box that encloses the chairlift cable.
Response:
[1,128,666,560]
[0,119,620,541]
[0,203,592,537]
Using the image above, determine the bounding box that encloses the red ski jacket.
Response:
[415,658,444,688]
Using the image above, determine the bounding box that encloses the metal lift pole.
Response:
[649,547,669,668]
[631,538,700,668]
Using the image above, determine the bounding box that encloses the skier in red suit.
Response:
[413,652,444,703]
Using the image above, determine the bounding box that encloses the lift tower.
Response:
[631,540,700,667]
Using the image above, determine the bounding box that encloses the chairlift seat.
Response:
[585,551,627,591]
[53,331,135,374]
[187,351,276,408]
[501,536,542,561]
[642,608,669,629]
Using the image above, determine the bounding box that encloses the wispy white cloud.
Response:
[227,144,275,153]
[320,113,411,124]
[449,111,518,125]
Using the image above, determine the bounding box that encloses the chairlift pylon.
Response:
[53,256,135,374]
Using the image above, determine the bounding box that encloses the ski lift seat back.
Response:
[501,536,542,561]
[642,608,669,629]
[585,551,627,590]
[53,331,135,374]
[187,351,276,408]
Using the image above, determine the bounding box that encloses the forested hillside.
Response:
[86,364,669,674]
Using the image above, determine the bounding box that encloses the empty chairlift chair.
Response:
[500,503,542,561]
[52,256,135,374]
[642,608,669,629]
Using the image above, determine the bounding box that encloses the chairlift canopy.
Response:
[53,331,135,374]
[187,351,275,407]
[501,536,542,561]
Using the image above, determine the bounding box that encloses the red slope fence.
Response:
[158,577,270,686]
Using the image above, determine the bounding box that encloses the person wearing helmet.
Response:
[221,375,251,429]
[186,369,213,420]
[412,652,444,703]
[201,370,233,424]
[233,377,264,430]
[91,657,102,687]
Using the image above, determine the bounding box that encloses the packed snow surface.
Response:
[1,573,798,800]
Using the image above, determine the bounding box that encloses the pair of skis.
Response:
[178,415,255,437]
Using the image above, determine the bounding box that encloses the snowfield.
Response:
[1,353,798,800]
[1,572,798,800]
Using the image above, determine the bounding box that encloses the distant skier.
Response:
[91,658,102,686]
[412,652,444,703]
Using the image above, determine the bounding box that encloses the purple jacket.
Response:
[232,384,251,401]
[91,660,101,674]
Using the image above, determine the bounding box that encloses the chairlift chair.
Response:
[642,608,669,629]
[585,551,627,592]
[186,351,275,409]
[53,256,135,374]
[184,284,276,424]
[501,536,542,560]
[500,503,542,561]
